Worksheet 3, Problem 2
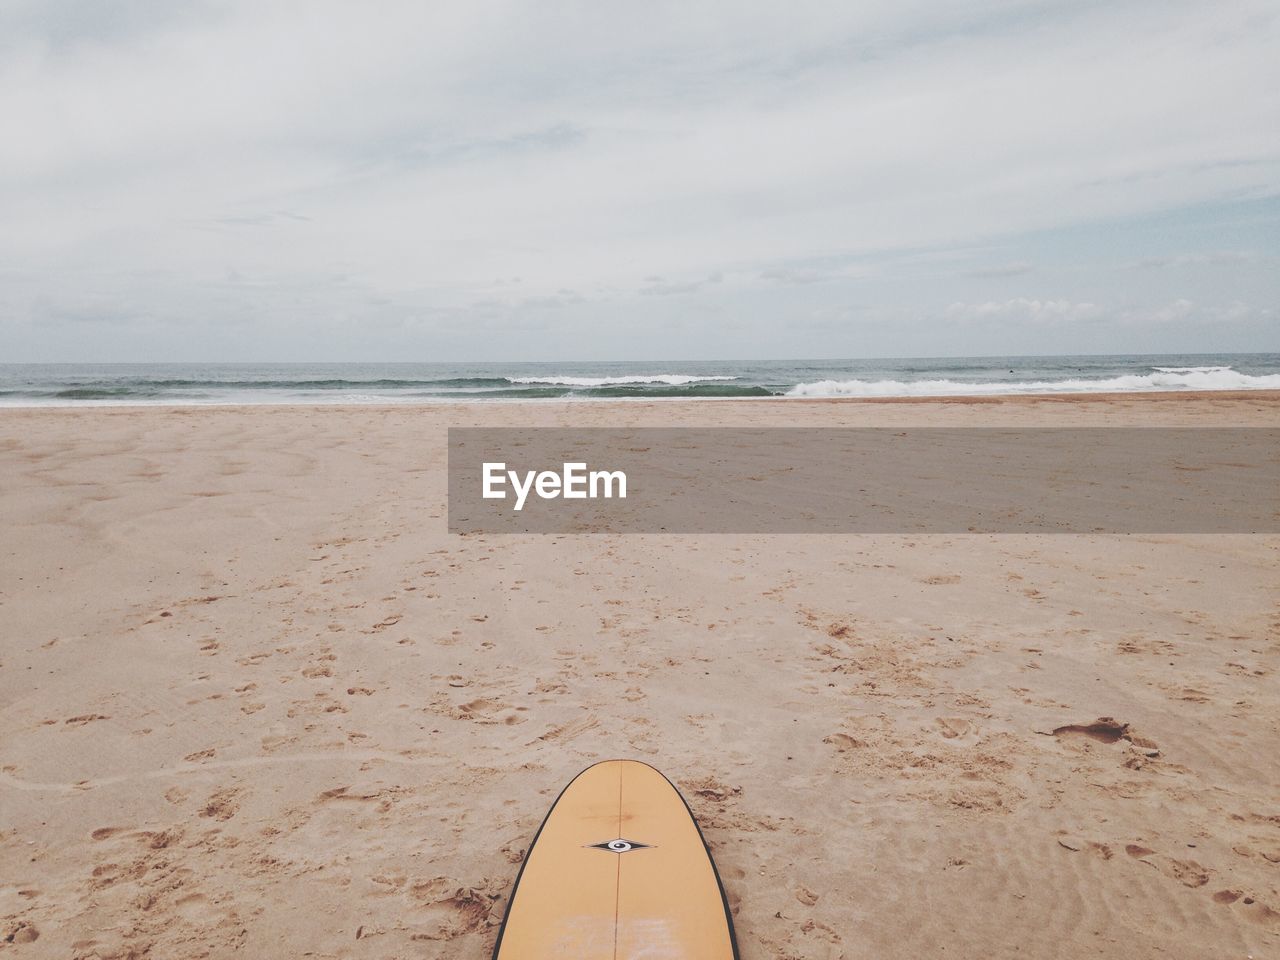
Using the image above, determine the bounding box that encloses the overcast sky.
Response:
[1,0,1277,362]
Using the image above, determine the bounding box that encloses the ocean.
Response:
[2,354,1278,405]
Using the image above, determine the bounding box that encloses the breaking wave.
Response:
[786,366,1280,398]
[507,374,739,387]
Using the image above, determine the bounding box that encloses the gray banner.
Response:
[448,428,1280,534]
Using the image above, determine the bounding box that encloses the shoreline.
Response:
[1,387,1279,414]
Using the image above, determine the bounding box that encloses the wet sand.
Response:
[2,394,1278,958]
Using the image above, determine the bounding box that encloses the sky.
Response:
[1,0,1278,362]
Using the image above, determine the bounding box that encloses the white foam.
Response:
[507,374,738,387]
[1151,365,1232,374]
[786,367,1280,398]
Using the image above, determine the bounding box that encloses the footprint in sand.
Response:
[174,892,216,921]
[823,733,866,752]
[454,698,501,720]
[89,861,147,891]
[369,874,408,897]
[1232,841,1280,864]
[500,840,526,865]
[3,921,39,944]
[1050,717,1130,744]
[1058,838,1114,859]
[198,787,242,821]
[1212,890,1280,926]
[531,714,599,744]
[687,778,740,804]
[1125,844,1212,887]
[936,717,973,739]
[407,877,501,941]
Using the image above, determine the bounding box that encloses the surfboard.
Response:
[492,759,739,959]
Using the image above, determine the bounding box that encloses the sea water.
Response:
[1,354,1278,405]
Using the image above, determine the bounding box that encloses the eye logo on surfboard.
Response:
[588,838,652,853]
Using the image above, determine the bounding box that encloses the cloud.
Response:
[1118,298,1197,325]
[942,296,1273,332]
[1116,298,1273,326]
[0,0,1278,359]
[944,298,1103,325]
[1133,251,1262,269]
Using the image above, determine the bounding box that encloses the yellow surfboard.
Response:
[492,759,739,959]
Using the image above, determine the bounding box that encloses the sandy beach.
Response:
[2,394,1278,959]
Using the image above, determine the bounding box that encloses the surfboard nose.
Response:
[492,760,739,959]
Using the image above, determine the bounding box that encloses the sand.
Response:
[1,394,1278,959]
